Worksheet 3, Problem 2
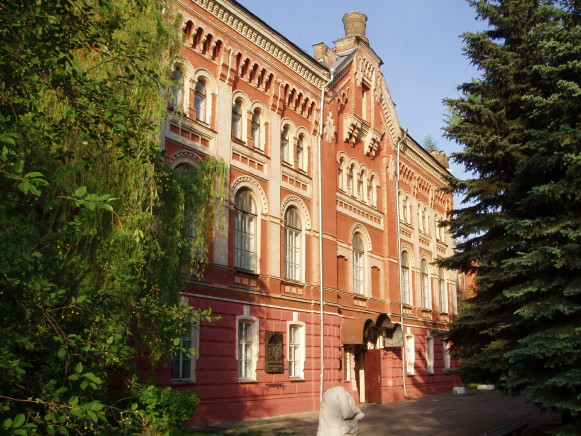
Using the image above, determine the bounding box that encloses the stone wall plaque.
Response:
[265,331,284,373]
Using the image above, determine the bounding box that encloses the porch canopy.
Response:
[341,312,392,344]
[341,312,403,346]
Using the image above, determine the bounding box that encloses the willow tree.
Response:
[440,0,580,432]
[0,0,225,434]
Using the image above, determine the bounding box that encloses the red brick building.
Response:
[152,0,464,424]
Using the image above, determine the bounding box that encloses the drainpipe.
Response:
[395,127,409,399]
[318,68,335,402]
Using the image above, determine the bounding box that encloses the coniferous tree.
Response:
[440,0,580,431]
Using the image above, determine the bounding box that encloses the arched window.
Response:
[251,109,261,149]
[284,207,302,282]
[194,79,206,122]
[420,207,428,234]
[338,159,344,190]
[401,251,411,305]
[439,269,448,313]
[232,98,243,140]
[352,233,364,294]
[368,175,377,206]
[281,125,290,163]
[347,164,354,195]
[296,134,305,171]
[357,171,364,200]
[169,66,183,111]
[421,259,431,309]
[233,189,256,271]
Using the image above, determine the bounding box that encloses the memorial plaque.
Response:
[265,331,284,373]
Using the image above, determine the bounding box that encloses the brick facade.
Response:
[154,0,465,425]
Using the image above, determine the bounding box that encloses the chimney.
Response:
[342,11,368,43]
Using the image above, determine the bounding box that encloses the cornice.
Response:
[401,141,449,185]
[180,0,329,88]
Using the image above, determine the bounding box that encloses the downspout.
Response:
[395,127,409,399]
[318,68,335,402]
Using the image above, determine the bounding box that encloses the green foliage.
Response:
[0,0,226,434]
[440,0,580,432]
[423,134,440,152]
[134,384,201,433]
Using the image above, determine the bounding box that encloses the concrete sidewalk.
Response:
[189,389,561,435]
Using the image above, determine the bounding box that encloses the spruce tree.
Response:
[441,0,580,431]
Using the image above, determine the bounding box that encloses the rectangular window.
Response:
[402,267,411,305]
[288,324,304,379]
[172,335,192,381]
[284,227,301,281]
[234,211,256,271]
[353,250,364,294]
[237,320,256,380]
[405,335,415,375]
[444,341,451,370]
[426,336,434,374]
[440,278,449,313]
[172,303,199,383]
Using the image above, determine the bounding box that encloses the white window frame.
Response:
[338,159,345,190]
[251,108,263,150]
[405,334,415,375]
[426,334,434,374]
[172,308,200,383]
[439,269,448,314]
[421,259,431,309]
[443,341,451,370]
[288,321,306,379]
[347,164,355,195]
[194,79,207,123]
[233,189,256,271]
[232,98,243,140]
[284,207,303,282]
[281,125,291,163]
[169,66,184,111]
[296,134,306,171]
[401,251,412,305]
[352,233,365,295]
[236,315,259,382]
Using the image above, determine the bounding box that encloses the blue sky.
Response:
[237,0,488,181]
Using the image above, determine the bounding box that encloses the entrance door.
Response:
[364,349,382,403]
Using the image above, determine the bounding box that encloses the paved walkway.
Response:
[189,389,561,435]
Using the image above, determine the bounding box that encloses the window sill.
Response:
[289,377,306,382]
[234,268,259,277]
[171,379,196,385]
[238,379,258,384]
[232,136,246,145]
